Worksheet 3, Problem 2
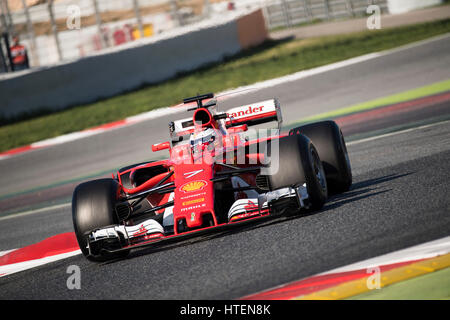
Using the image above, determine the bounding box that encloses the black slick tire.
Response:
[72,178,129,262]
[289,120,352,193]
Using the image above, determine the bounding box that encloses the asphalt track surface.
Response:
[0,35,450,299]
[1,117,449,299]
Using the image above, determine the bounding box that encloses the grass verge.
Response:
[285,78,450,127]
[1,18,450,152]
[348,267,450,300]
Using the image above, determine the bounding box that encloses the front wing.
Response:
[85,184,310,259]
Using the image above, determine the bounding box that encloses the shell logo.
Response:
[179,180,207,193]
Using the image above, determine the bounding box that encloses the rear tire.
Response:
[72,178,129,262]
[267,134,327,211]
[289,121,352,193]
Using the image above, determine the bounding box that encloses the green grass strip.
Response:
[1,19,450,152]
[294,78,450,124]
[348,267,450,300]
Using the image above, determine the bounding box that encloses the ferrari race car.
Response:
[72,93,352,261]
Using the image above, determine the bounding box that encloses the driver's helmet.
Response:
[190,127,216,153]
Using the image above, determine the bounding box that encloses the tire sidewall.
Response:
[289,121,352,193]
[267,134,327,210]
[72,178,124,261]
[299,138,328,210]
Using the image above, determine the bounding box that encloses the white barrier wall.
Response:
[0,9,267,119]
[387,0,442,14]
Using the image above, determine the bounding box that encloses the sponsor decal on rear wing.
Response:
[225,99,282,129]
[168,99,282,142]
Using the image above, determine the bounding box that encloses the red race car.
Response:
[72,93,352,261]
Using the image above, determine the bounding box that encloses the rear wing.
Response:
[169,98,282,144]
[224,99,282,129]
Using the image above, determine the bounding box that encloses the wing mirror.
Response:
[228,124,248,133]
[152,141,171,152]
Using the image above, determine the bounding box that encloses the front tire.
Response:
[72,178,129,262]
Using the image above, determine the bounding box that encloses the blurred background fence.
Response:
[0,0,256,68]
[0,0,391,69]
[263,0,388,29]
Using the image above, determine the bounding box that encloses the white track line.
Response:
[0,250,81,278]
[0,249,17,257]
[219,33,450,98]
[242,236,450,299]
[347,119,450,146]
[320,236,450,275]
[0,202,71,222]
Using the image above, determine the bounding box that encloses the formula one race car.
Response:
[72,93,352,261]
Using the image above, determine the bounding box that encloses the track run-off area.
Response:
[0,34,449,300]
